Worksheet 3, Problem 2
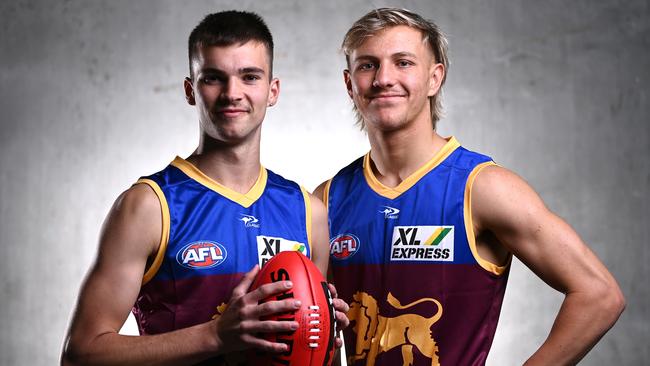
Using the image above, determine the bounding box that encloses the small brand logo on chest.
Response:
[240,214,260,228]
[380,206,400,219]
[330,233,360,260]
[176,241,227,269]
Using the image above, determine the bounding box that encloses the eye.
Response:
[358,62,376,71]
[243,74,262,83]
[397,60,414,68]
[201,75,221,84]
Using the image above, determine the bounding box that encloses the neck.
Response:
[366,119,447,188]
[187,133,262,194]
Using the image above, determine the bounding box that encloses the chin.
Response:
[366,114,409,132]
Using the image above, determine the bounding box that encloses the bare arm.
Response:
[472,166,625,365]
[309,192,331,276]
[62,185,299,366]
[313,180,329,207]
[308,190,350,347]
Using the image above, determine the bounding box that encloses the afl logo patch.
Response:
[330,234,360,260]
[176,241,227,269]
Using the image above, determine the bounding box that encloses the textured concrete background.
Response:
[0,0,648,364]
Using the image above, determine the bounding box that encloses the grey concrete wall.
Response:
[0,0,647,364]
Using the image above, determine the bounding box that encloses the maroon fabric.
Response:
[335,263,509,366]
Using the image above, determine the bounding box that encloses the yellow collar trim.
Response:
[363,136,461,200]
[171,157,267,208]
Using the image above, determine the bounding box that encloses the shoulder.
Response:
[445,145,493,171]
[114,183,162,218]
[334,155,365,179]
[313,180,330,203]
[265,168,303,190]
[307,191,327,219]
[471,165,547,232]
[104,183,163,256]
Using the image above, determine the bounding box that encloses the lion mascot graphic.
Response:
[347,292,443,366]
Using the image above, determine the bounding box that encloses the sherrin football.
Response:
[250,251,336,366]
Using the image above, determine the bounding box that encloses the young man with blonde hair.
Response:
[316,7,624,365]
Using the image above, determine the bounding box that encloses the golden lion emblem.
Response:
[347,292,443,366]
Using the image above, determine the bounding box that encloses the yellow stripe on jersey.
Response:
[136,178,171,285]
[300,186,312,259]
[463,162,511,275]
[171,157,267,208]
[363,136,461,199]
[323,179,332,213]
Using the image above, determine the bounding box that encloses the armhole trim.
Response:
[300,186,313,259]
[464,162,511,276]
[322,179,333,213]
[136,178,171,285]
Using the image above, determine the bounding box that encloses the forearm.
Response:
[524,288,625,365]
[62,321,219,366]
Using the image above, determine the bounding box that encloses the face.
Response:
[184,41,279,144]
[344,25,444,131]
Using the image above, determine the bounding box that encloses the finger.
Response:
[232,265,260,298]
[335,337,343,349]
[244,335,291,354]
[332,298,349,313]
[328,283,338,298]
[335,311,350,330]
[241,319,299,334]
[253,299,302,318]
[247,280,293,302]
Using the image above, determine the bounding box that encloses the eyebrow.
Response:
[353,51,418,62]
[239,67,266,75]
[199,66,267,76]
[392,51,417,59]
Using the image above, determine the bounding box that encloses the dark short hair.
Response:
[187,11,274,79]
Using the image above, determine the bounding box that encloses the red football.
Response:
[250,251,336,366]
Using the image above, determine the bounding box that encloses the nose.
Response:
[222,77,243,102]
[372,64,396,88]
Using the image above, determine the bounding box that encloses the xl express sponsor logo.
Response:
[256,236,306,267]
[390,226,454,261]
[176,241,227,269]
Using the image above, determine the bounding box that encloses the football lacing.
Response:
[308,305,321,348]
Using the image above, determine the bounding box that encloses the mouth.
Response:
[369,94,405,102]
[216,107,249,118]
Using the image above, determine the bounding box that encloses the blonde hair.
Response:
[342,8,449,130]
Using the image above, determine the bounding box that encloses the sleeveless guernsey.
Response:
[326,137,510,366]
[133,157,312,339]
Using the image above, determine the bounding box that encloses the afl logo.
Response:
[176,241,227,269]
[330,234,360,260]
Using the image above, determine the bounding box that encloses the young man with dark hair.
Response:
[316,7,624,366]
[62,11,347,366]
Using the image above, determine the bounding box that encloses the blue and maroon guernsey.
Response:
[326,137,511,366]
[132,157,311,364]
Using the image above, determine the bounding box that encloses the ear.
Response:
[267,77,280,107]
[344,69,353,99]
[427,63,445,97]
[184,77,196,105]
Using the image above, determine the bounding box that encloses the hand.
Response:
[213,265,301,354]
[328,283,350,348]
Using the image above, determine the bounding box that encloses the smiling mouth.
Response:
[369,94,405,102]
[216,107,249,117]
